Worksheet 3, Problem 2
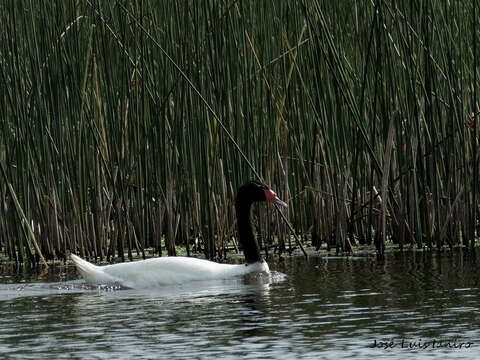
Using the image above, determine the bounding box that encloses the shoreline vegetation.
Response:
[1,1,478,266]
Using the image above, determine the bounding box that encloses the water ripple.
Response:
[1,251,480,359]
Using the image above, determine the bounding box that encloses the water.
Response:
[1,250,479,359]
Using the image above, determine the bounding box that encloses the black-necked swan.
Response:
[71,181,287,288]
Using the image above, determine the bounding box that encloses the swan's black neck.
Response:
[235,199,262,264]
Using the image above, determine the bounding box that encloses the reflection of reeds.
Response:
[0,1,478,265]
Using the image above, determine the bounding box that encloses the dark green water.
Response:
[1,250,479,359]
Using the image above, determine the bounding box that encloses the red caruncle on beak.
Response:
[264,189,288,207]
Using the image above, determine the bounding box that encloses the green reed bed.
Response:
[0,0,478,265]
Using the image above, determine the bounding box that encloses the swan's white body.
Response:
[71,181,286,289]
[71,254,270,289]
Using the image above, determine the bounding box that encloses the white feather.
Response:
[71,254,269,289]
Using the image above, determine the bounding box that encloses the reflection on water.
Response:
[1,250,480,359]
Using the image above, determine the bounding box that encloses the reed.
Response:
[0,0,478,265]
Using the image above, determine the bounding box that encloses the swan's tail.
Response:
[71,254,115,285]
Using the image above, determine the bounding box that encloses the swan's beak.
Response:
[273,197,288,207]
[264,189,288,207]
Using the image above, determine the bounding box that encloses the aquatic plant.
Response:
[0,0,478,265]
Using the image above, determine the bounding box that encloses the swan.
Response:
[71,181,287,288]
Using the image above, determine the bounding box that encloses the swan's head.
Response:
[236,181,287,207]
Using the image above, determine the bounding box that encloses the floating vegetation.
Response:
[0,0,478,265]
